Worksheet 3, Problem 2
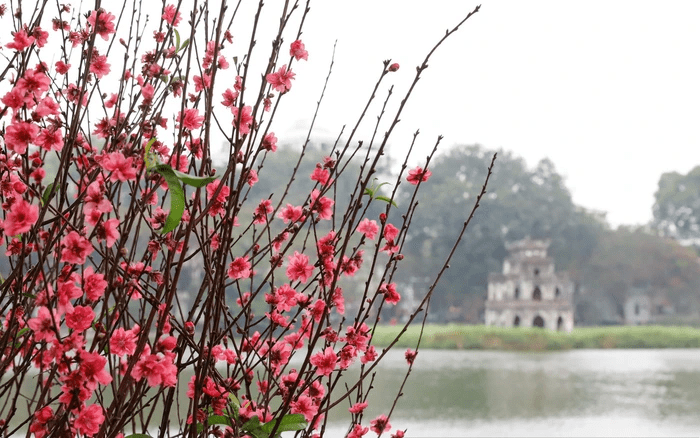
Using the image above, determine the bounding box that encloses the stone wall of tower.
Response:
[485,238,574,332]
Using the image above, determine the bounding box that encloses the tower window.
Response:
[533,286,542,301]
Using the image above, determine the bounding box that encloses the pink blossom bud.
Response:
[185,321,195,335]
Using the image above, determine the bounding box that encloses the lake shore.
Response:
[370,324,700,350]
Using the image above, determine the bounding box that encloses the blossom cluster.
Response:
[0,1,461,437]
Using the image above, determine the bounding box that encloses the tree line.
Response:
[240,142,700,325]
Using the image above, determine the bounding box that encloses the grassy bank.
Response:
[370,324,700,350]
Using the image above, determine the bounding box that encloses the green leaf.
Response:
[144,137,156,156]
[15,327,29,338]
[260,422,275,435]
[242,415,271,438]
[149,164,217,235]
[174,29,180,51]
[208,415,233,427]
[172,169,218,187]
[153,164,186,235]
[375,181,391,192]
[125,434,153,438]
[364,179,394,203]
[179,38,190,52]
[242,416,261,431]
[248,429,269,438]
[143,138,158,170]
[261,414,307,434]
[14,327,29,347]
[229,393,240,410]
[375,195,398,207]
[41,183,54,206]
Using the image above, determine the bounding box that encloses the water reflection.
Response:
[326,349,700,437]
[10,349,700,436]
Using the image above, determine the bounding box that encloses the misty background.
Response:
[274,0,700,227]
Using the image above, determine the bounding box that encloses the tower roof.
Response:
[505,236,551,253]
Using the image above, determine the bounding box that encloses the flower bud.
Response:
[185,321,195,335]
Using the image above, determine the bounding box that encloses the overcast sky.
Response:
[273,1,700,227]
[13,0,696,227]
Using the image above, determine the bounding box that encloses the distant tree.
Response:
[579,227,700,322]
[399,144,604,320]
[652,166,700,244]
[227,142,390,217]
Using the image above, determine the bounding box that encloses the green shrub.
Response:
[371,324,700,350]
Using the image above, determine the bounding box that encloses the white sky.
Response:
[9,1,697,227]
[274,1,700,227]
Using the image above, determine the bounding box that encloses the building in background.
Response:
[485,237,574,332]
[623,287,676,325]
[623,291,651,325]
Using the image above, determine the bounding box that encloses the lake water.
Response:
[9,349,700,436]
[324,349,700,437]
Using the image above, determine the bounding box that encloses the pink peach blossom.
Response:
[370,414,391,434]
[3,199,38,236]
[110,327,138,356]
[101,152,137,182]
[162,4,182,26]
[406,166,432,185]
[228,256,252,279]
[6,29,35,51]
[88,10,116,40]
[60,231,93,265]
[65,305,95,331]
[178,108,204,130]
[310,347,337,376]
[290,40,309,61]
[75,404,105,436]
[5,121,39,154]
[357,218,379,240]
[262,132,278,151]
[286,251,314,283]
[266,65,295,93]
